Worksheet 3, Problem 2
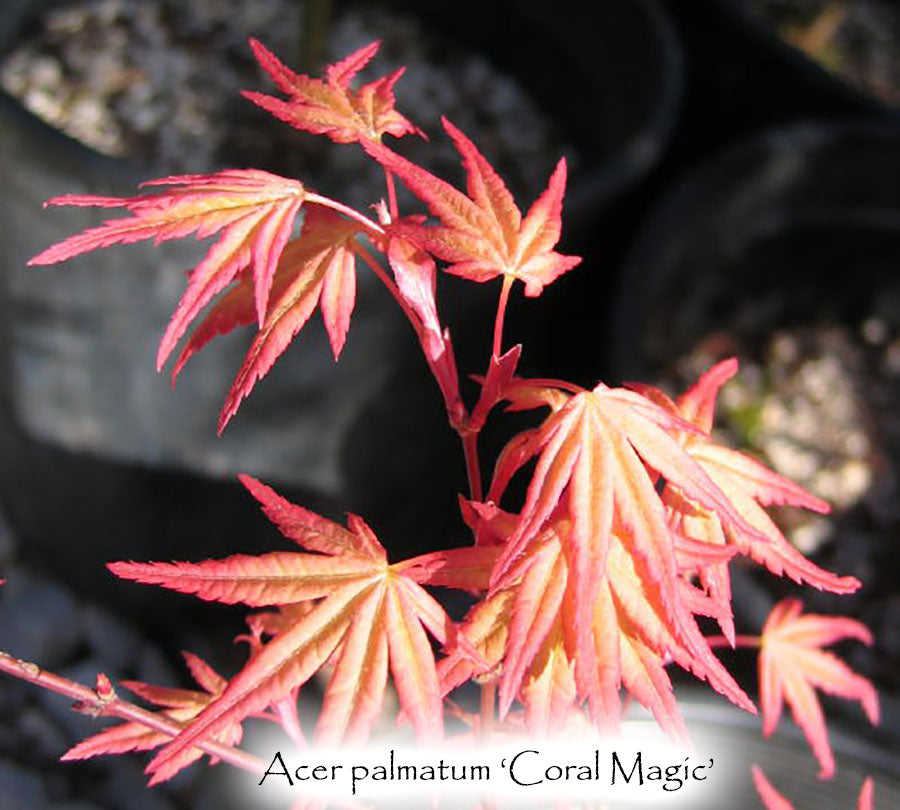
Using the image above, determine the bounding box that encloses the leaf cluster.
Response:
[21,37,882,808]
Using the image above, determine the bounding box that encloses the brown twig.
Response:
[0,650,265,776]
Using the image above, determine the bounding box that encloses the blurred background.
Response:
[0,0,899,807]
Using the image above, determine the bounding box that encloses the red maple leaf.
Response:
[27,169,374,371]
[442,502,748,739]
[365,118,581,296]
[486,381,767,700]
[107,475,492,784]
[759,599,879,779]
[244,39,425,145]
[174,207,363,431]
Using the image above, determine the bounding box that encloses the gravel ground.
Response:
[0,0,576,207]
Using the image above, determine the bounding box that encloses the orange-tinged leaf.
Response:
[170,236,322,381]
[489,385,765,603]
[29,169,308,365]
[147,580,369,785]
[445,117,521,252]
[365,119,581,296]
[394,544,501,591]
[668,357,830,513]
[604,528,751,723]
[520,623,576,736]
[240,473,385,560]
[501,376,574,414]
[499,536,568,717]
[115,478,460,783]
[639,360,859,643]
[216,209,362,430]
[443,519,745,739]
[582,572,622,729]
[244,602,316,644]
[383,574,444,740]
[438,590,514,696]
[692,441,829,513]
[759,599,879,779]
[475,378,766,732]
[314,584,389,745]
[319,235,357,359]
[108,552,379,606]
[681,457,857,593]
[244,39,424,145]
[63,711,196,763]
[182,651,228,695]
[618,620,690,743]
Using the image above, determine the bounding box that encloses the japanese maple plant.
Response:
[0,38,881,809]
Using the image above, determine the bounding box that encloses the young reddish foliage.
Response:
[759,598,879,779]
[10,35,881,803]
[243,38,425,145]
[365,118,581,296]
[28,170,309,360]
[109,475,494,783]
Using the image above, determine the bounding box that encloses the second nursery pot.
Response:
[611,121,900,379]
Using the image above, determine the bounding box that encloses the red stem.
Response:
[705,634,761,650]
[0,650,264,776]
[384,168,399,221]
[306,192,385,238]
[492,275,514,359]
[461,431,483,503]
[356,241,466,429]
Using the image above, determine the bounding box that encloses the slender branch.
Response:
[492,275,514,360]
[705,635,761,650]
[0,651,264,777]
[306,192,385,238]
[384,168,399,222]
[461,431,483,503]
[460,273,517,510]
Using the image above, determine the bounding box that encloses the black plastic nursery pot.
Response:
[0,0,683,596]
[610,120,900,380]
